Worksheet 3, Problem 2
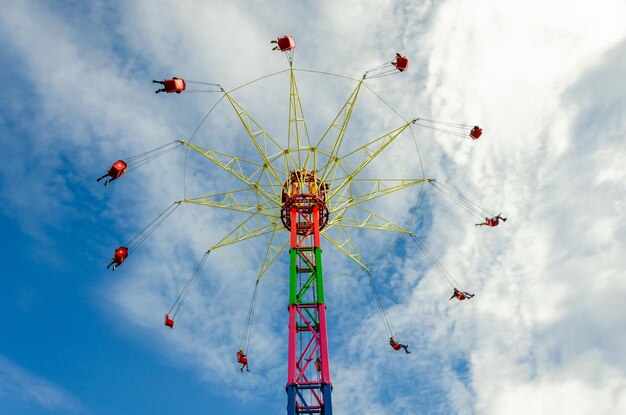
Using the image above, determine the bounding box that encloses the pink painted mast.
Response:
[281,170,332,415]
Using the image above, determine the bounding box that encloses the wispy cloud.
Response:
[0,355,85,412]
[2,0,626,414]
[418,1,626,413]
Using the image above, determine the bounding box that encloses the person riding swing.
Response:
[237,349,250,372]
[389,337,410,354]
[476,213,507,227]
[449,288,475,301]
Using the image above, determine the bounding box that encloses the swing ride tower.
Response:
[100,34,493,415]
[282,170,332,414]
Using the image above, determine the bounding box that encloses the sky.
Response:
[1,1,625,414]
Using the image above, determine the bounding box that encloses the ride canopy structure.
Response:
[99,35,505,415]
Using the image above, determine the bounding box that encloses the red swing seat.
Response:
[163,78,186,93]
[108,160,127,179]
[469,126,483,140]
[164,314,174,328]
[395,56,409,72]
[276,35,295,52]
[113,246,129,264]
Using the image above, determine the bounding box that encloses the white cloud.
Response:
[2,0,626,414]
[418,1,626,414]
[0,355,85,412]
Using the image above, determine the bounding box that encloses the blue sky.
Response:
[2,1,626,414]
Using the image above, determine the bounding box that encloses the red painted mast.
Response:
[282,170,332,415]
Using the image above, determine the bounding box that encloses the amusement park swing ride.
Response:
[98,35,505,414]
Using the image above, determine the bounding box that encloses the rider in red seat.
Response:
[237,349,250,372]
[97,160,127,186]
[314,357,322,372]
[392,53,409,72]
[271,35,295,52]
[389,337,410,354]
[107,246,128,271]
[153,77,186,94]
[449,288,475,301]
[476,214,507,227]
[469,126,483,140]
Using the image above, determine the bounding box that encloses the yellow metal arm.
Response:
[287,69,312,172]
[182,188,279,218]
[329,178,430,213]
[328,205,412,235]
[183,141,281,206]
[326,120,416,200]
[222,89,289,183]
[257,231,290,280]
[211,213,283,250]
[321,224,369,272]
[315,78,364,180]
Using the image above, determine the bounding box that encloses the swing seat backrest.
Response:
[395,56,408,72]
[236,351,247,364]
[277,36,295,52]
[108,160,127,179]
[469,127,483,140]
[114,247,129,264]
[164,78,186,93]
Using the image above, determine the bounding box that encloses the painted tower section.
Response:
[282,170,332,415]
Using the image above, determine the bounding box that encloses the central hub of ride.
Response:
[280,169,330,235]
